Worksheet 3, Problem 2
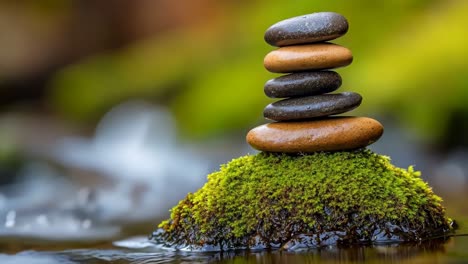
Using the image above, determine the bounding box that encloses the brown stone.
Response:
[246,117,383,153]
[264,43,353,73]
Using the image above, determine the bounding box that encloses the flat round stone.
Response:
[265,12,349,47]
[264,71,342,98]
[246,117,383,153]
[263,92,362,121]
[264,43,353,73]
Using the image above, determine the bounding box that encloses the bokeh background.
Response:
[0,0,467,244]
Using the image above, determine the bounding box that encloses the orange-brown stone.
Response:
[263,43,353,73]
[246,117,383,153]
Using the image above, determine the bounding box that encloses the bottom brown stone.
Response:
[246,116,383,153]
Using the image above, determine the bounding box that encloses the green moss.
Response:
[152,149,453,250]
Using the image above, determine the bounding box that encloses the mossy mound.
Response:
[151,149,453,250]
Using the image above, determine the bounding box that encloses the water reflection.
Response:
[0,253,72,264]
[2,237,467,264]
[218,241,448,263]
[1,220,468,263]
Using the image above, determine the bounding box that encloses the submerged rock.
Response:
[151,149,452,251]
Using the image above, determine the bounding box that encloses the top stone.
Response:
[264,12,349,47]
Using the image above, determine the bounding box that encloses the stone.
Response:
[264,12,349,47]
[264,71,342,98]
[264,43,353,73]
[263,92,362,121]
[152,150,451,250]
[246,117,384,153]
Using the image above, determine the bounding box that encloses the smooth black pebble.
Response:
[264,12,349,47]
[264,71,342,98]
[263,92,362,121]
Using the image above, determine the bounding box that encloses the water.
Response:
[0,219,465,264]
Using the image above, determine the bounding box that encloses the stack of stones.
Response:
[247,12,383,153]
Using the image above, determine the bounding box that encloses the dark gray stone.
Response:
[264,71,342,98]
[265,12,349,47]
[263,92,362,121]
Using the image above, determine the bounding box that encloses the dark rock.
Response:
[265,12,349,47]
[264,71,342,98]
[263,92,362,121]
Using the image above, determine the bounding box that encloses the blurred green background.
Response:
[0,0,467,146]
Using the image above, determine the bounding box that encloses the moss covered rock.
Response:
[151,149,453,250]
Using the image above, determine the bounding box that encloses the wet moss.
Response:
[152,149,453,250]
